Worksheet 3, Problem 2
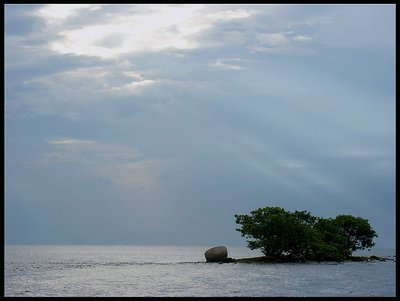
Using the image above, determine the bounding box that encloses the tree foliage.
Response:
[235,207,377,261]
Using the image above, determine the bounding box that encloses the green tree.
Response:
[288,210,318,258]
[235,206,378,261]
[334,215,377,257]
[313,218,347,261]
[234,207,318,258]
[235,207,290,257]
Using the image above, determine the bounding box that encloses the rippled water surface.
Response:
[5,245,396,297]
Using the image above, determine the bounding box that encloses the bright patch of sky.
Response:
[5,4,395,248]
[36,5,257,58]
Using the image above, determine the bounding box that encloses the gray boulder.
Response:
[204,246,228,262]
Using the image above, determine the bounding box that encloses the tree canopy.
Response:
[235,207,377,262]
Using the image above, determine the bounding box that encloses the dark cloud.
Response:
[5,4,46,36]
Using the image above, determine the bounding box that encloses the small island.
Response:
[205,207,389,263]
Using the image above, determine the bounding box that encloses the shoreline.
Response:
[208,255,394,264]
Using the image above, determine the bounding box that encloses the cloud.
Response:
[5,4,47,36]
[250,31,313,55]
[44,137,141,162]
[41,137,170,197]
[292,34,311,42]
[257,33,289,46]
[6,4,321,119]
[9,63,157,117]
[33,4,258,58]
[47,138,95,145]
[209,58,244,70]
[35,4,101,24]
[206,8,258,21]
[109,79,156,95]
[329,147,393,159]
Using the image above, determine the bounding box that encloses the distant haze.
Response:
[5,4,395,248]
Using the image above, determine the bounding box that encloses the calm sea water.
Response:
[4,245,396,297]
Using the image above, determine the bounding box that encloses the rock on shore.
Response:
[204,246,228,262]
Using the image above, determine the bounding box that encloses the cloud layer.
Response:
[5,4,395,248]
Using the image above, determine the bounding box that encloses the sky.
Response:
[5,4,396,249]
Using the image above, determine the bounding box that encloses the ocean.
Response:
[4,245,396,297]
